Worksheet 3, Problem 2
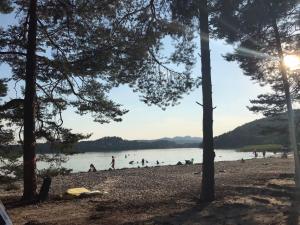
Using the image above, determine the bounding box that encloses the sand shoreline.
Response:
[1,156,298,225]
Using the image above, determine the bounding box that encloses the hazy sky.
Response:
[53,39,264,140]
[67,40,263,140]
[0,13,265,140]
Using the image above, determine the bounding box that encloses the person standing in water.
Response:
[111,156,115,169]
[253,149,258,158]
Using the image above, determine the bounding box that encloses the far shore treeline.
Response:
[6,137,200,154]
[5,110,300,154]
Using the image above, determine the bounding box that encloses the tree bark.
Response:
[272,20,300,190]
[199,0,215,202]
[23,0,38,201]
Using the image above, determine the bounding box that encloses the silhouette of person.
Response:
[262,150,266,158]
[111,156,115,169]
[88,164,96,172]
[142,158,145,166]
[253,150,258,158]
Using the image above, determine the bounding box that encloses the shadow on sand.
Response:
[90,178,300,225]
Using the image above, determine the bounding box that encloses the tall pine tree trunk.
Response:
[23,0,37,201]
[272,20,300,191]
[199,0,215,202]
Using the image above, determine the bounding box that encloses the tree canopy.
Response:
[0,0,199,200]
[0,0,197,144]
[210,0,300,116]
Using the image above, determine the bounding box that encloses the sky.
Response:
[53,39,264,140]
[0,12,265,141]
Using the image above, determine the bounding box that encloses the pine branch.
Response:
[0,51,26,56]
[148,50,182,76]
[0,99,24,111]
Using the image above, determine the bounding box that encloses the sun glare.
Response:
[284,55,300,71]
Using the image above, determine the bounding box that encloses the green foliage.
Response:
[0,148,23,180]
[210,0,300,116]
[0,79,21,180]
[0,0,13,13]
[0,0,197,145]
[0,1,199,188]
[36,151,72,178]
[38,167,72,178]
[239,144,283,152]
[0,148,73,180]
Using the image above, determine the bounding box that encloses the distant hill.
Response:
[160,136,202,144]
[214,110,300,149]
[143,136,202,144]
[37,136,201,153]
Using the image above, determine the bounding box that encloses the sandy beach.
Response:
[1,156,298,225]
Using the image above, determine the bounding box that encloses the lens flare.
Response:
[284,55,300,71]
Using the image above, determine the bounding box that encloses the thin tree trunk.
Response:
[199,0,215,202]
[23,0,37,201]
[273,20,300,190]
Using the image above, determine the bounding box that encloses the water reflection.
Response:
[37,148,275,172]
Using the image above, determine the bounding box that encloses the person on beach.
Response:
[262,150,266,158]
[156,160,159,165]
[281,146,288,158]
[142,158,145,166]
[111,156,115,169]
[88,164,97,172]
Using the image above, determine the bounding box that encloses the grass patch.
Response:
[239,144,284,152]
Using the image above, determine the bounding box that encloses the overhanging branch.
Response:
[0,99,24,111]
[0,51,26,56]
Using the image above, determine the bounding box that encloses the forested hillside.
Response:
[214,110,300,149]
[36,136,200,153]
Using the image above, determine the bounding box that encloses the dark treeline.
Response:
[16,137,199,153]
[215,110,300,149]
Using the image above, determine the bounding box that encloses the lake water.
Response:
[37,148,276,172]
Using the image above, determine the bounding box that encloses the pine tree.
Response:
[211,0,300,189]
[0,0,196,201]
[171,0,215,202]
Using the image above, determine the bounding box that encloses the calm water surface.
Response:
[37,148,275,172]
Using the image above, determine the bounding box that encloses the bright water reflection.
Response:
[37,148,275,172]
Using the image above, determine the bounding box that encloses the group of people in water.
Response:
[88,155,166,172]
[129,158,156,165]
[253,150,266,158]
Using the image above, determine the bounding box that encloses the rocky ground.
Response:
[1,156,299,225]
